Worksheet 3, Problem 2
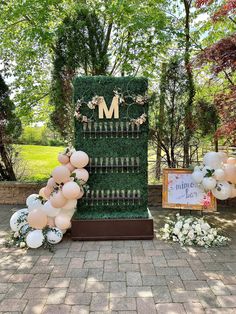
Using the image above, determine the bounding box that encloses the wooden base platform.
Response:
[71,216,154,241]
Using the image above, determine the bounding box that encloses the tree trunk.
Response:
[183,0,195,167]
[0,142,16,181]
[156,63,167,178]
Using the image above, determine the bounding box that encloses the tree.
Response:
[196,0,236,144]
[0,74,22,180]
[150,56,192,170]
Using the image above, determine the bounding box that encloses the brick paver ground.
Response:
[0,205,236,313]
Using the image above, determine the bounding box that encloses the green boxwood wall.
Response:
[73,76,148,219]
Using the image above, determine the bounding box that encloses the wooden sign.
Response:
[162,168,217,211]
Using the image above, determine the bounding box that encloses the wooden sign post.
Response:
[162,168,217,212]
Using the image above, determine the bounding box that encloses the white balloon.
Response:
[194,165,202,172]
[202,177,217,190]
[28,198,44,212]
[10,210,28,232]
[26,230,44,249]
[212,181,232,200]
[203,152,222,169]
[192,171,204,184]
[214,169,225,181]
[46,227,63,244]
[42,201,61,217]
[26,194,39,207]
[19,223,30,236]
[62,199,77,211]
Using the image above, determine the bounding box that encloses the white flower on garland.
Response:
[160,214,230,248]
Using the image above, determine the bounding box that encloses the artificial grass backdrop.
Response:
[73,76,148,219]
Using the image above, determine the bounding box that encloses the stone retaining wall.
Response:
[0,182,235,209]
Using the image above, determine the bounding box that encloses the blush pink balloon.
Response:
[52,166,70,184]
[44,186,52,199]
[58,153,70,165]
[77,189,84,199]
[55,213,71,230]
[72,168,89,184]
[47,177,56,189]
[50,191,67,208]
[62,199,77,210]
[27,209,48,229]
[227,157,236,165]
[62,182,81,199]
[65,162,76,172]
[224,164,236,184]
[47,217,55,227]
[70,151,89,168]
[39,187,47,199]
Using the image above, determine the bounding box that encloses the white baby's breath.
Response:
[160,214,230,248]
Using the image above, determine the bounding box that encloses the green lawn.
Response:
[17,145,64,182]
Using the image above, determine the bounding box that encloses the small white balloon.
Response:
[214,168,225,181]
[42,201,61,217]
[212,181,232,200]
[26,230,44,249]
[26,194,39,207]
[192,171,204,184]
[28,198,44,212]
[203,152,222,169]
[46,227,63,244]
[10,210,28,232]
[202,177,217,191]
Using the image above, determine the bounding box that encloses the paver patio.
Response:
[0,204,236,313]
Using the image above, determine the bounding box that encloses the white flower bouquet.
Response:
[161,214,230,248]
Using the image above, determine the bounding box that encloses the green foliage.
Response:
[73,76,149,220]
[18,126,64,146]
[0,74,22,180]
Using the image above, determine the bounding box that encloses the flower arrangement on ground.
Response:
[161,214,230,248]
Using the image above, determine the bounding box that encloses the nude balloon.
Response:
[65,162,75,172]
[42,200,61,217]
[47,177,56,189]
[27,209,48,229]
[214,169,225,181]
[77,189,84,199]
[62,199,77,211]
[227,157,236,165]
[62,182,81,199]
[58,153,70,165]
[70,151,89,168]
[47,217,55,227]
[50,191,67,208]
[44,186,52,199]
[72,168,89,184]
[224,164,236,184]
[55,213,71,230]
[52,166,70,184]
[39,187,47,199]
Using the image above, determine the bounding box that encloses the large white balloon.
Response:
[27,197,44,212]
[214,168,225,181]
[202,177,217,190]
[218,152,228,163]
[60,208,75,219]
[212,181,232,200]
[26,230,44,249]
[26,194,40,208]
[203,152,222,169]
[46,228,63,244]
[42,201,61,217]
[10,210,28,232]
[192,171,204,184]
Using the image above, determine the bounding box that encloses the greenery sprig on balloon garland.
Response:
[74,90,148,126]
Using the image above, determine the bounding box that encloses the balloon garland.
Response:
[192,152,236,201]
[8,148,89,250]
